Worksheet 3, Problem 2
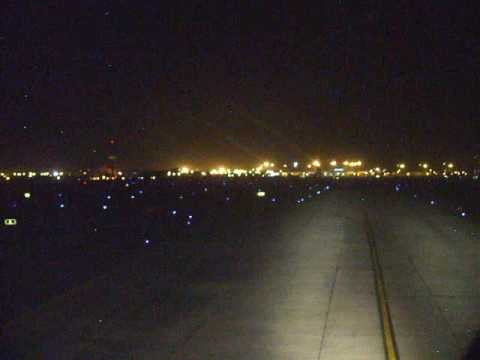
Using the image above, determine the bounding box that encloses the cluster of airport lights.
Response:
[169,161,345,178]
[8,186,205,232]
[427,197,469,218]
[394,182,470,220]
[154,161,466,179]
[411,162,468,178]
[167,161,470,179]
[176,179,318,242]
[8,178,331,245]
[0,170,64,181]
[8,178,474,243]
[0,161,472,183]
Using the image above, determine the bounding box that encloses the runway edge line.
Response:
[364,211,400,360]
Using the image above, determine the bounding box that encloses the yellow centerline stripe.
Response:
[365,212,400,360]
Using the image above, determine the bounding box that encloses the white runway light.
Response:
[4,218,17,226]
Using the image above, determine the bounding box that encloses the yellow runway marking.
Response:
[365,212,400,360]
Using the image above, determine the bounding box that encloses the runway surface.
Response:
[4,186,479,359]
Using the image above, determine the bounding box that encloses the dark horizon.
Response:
[2,1,479,170]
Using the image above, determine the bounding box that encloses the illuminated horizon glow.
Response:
[0,158,474,181]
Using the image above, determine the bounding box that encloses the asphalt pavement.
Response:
[3,187,479,359]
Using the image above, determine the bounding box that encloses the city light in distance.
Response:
[179,166,192,175]
[0,158,475,182]
[343,160,362,167]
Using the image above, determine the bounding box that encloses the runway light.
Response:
[59,203,65,208]
[24,192,31,199]
[256,191,266,197]
[430,200,436,205]
[102,205,108,210]
[171,210,177,215]
[4,218,17,226]
[461,212,467,217]
[145,239,150,245]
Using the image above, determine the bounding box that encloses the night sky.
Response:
[2,1,479,170]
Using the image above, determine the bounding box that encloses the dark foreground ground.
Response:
[1,178,480,359]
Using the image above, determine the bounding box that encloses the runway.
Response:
[4,187,479,359]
